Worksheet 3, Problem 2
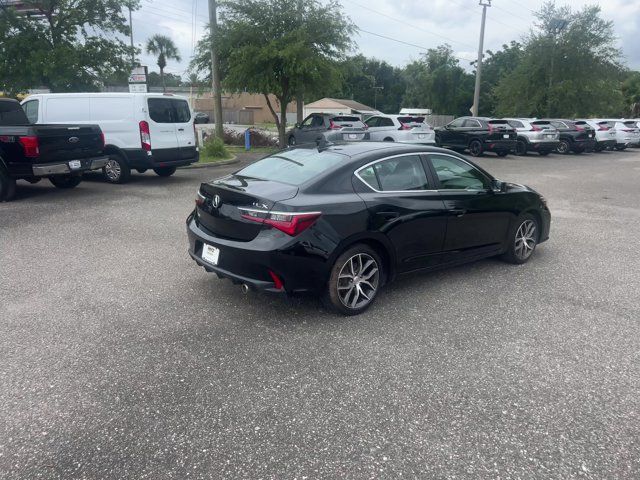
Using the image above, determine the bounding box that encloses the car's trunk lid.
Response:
[487,120,516,140]
[197,175,298,241]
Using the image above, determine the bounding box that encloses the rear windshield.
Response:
[532,121,551,125]
[331,116,360,122]
[398,116,425,124]
[236,149,346,185]
[0,100,30,125]
[623,121,637,127]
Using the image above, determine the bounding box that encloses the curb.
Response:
[181,155,239,169]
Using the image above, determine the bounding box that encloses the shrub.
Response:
[202,135,231,159]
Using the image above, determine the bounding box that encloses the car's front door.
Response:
[295,115,316,144]
[426,152,513,262]
[438,117,465,147]
[354,153,448,272]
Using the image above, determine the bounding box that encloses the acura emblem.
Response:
[68,136,80,144]
[212,194,222,208]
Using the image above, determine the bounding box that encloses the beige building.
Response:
[303,98,380,118]
[193,92,297,125]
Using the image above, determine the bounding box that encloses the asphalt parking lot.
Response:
[1,148,640,479]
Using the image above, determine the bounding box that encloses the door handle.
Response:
[178,128,185,131]
[449,209,466,217]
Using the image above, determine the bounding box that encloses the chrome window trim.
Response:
[354,153,437,194]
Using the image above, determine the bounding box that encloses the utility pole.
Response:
[208,0,224,138]
[128,4,135,65]
[472,0,491,117]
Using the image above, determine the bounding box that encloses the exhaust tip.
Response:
[241,284,250,294]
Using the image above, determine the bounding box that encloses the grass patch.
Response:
[226,145,279,155]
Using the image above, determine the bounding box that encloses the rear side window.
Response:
[551,121,569,129]
[22,100,39,123]
[236,149,346,185]
[173,99,191,122]
[148,98,174,123]
[357,155,429,192]
[464,119,482,128]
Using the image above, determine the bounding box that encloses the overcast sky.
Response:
[131,0,640,78]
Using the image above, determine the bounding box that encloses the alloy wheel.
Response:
[469,141,482,156]
[104,158,121,181]
[337,253,380,309]
[557,141,569,154]
[514,219,537,260]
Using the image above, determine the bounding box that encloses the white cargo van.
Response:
[21,93,198,183]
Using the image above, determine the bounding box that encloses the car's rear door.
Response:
[171,98,197,160]
[425,152,512,262]
[146,97,179,157]
[353,153,448,272]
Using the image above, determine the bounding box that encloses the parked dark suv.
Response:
[434,117,517,157]
[547,119,596,154]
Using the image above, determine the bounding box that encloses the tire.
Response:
[136,169,148,174]
[287,136,296,146]
[515,139,528,156]
[324,244,384,316]
[538,150,551,156]
[593,145,603,152]
[49,175,82,189]
[615,145,626,151]
[468,139,483,157]
[556,139,570,154]
[0,165,17,202]
[102,154,131,184]
[153,166,177,177]
[383,137,395,142]
[496,150,509,157]
[501,213,539,265]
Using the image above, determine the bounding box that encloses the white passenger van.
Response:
[21,93,198,183]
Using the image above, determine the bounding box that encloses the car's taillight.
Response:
[240,210,321,236]
[575,125,585,131]
[622,128,635,133]
[99,132,105,148]
[487,123,494,133]
[530,125,542,132]
[19,136,39,157]
[598,125,609,131]
[139,121,151,151]
[328,120,341,130]
[398,122,411,130]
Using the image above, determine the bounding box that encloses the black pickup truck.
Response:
[0,98,107,201]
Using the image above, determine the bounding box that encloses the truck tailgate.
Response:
[31,124,103,163]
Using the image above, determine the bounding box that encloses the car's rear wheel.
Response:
[325,244,383,316]
[502,213,539,264]
[288,136,296,146]
[153,166,177,177]
[383,137,394,142]
[49,175,82,189]
[556,139,570,154]
[103,154,131,184]
[0,164,17,202]
[515,139,528,156]
[468,139,483,157]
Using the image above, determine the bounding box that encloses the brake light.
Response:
[328,120,341,130]
[575,125,585,131]
[139,121,151,151]
[19,136,39,157]
[530,125,542,132]
[398,122,411,130]
[622,129,635,133]
[240,210,322,236]
[487,123,494,133]
[598,125,609,131]
[99,132,105,148]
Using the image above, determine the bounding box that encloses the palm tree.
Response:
[146,35,181,92]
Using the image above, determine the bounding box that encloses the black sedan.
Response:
[186,143,550,315]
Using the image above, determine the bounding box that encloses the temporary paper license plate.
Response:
[545,134,555,138]
[418,134,426,139]
[503,134,510,139]
[346,134,358,140]
[202,244,220,265]
[68,160,82,170]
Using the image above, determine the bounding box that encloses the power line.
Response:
[343,0,476,50]
[492,4,533,24]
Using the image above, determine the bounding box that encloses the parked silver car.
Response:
[504,118,560,156]
[364,114,435,144]
[575,119,617,151]
[287,113,369,146]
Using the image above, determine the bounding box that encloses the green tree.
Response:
[192,0,354,146]
[474,41,524,116]
[494,2,625,117]
[621,71,640,116]
[0,0,137,94]
[147,71,182,89]
[402,45,474,116]
[146,34,181,93]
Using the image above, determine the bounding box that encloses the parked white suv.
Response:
[504,118,559,156]
[21,93,198,183]
[364,115,435,144]
[594,119,640,150]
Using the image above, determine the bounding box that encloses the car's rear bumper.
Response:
[123,148,199,168]
[186,212,328,293]
[484,140,517,151]
[32,156,108,176]
[527,141,559,151]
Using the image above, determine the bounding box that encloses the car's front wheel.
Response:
[325,244,383,316]
[49,175,82,189]
[556,139,570,154]
[515,139,528,156]
[502,214,539,264]
[153,166,177,177]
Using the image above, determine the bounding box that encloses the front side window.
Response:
[357,155,429,192]
[365,117,380,127]
[23,100,39,124]
[300,115,314,127]
[430,154,489,191]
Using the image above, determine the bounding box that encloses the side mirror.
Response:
[295,123,301,129]
[490,179,504,193]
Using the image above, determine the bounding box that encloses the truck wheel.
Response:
[103,154,131,184]
[0,166,17,202]
[153,166,177,177]
[49,175,82,189]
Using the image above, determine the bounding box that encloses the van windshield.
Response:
[237,149,346,185]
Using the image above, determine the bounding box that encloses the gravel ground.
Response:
[1,148,639,479]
